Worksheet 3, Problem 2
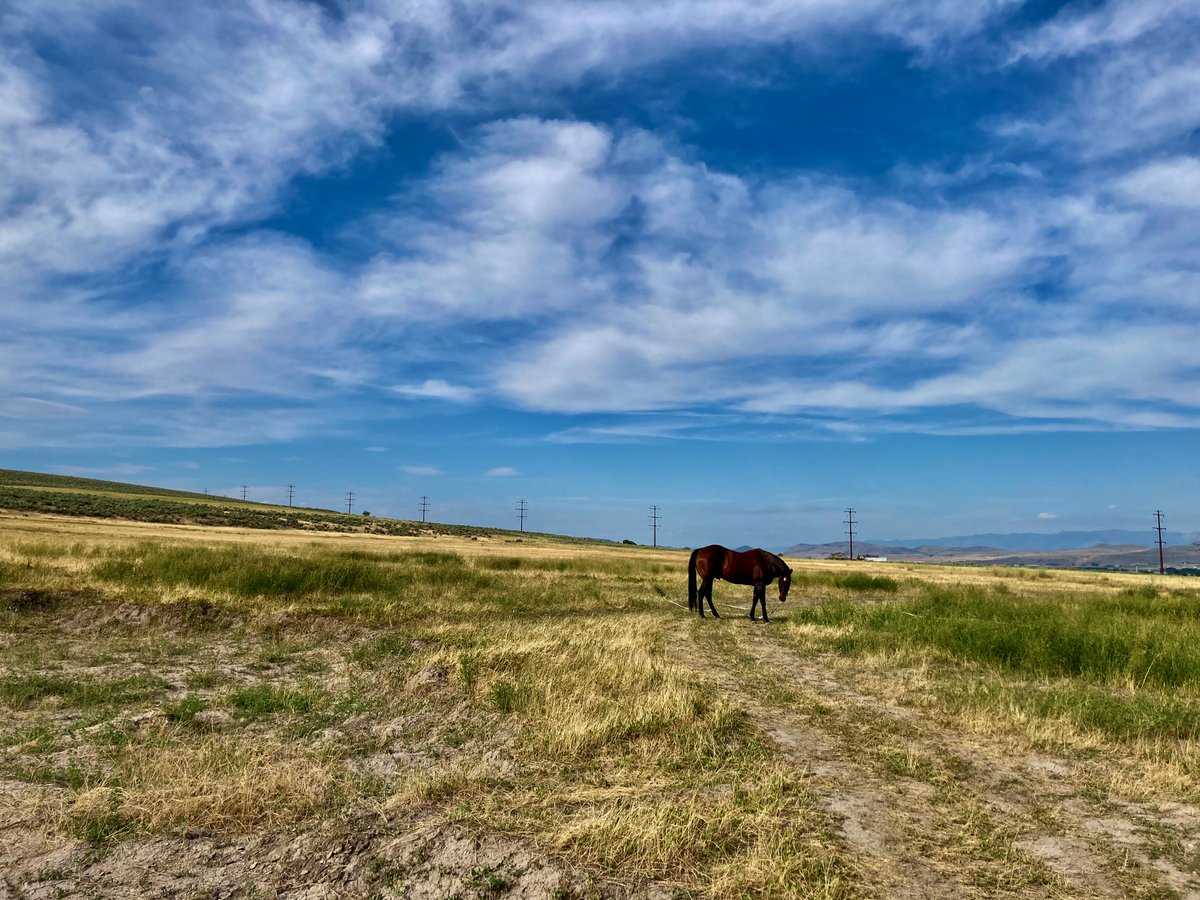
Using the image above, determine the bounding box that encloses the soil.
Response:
[2,778,667,899]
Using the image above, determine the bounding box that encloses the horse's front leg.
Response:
[761,583,771,623]
[749,585,759,621]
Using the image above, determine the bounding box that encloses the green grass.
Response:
[942,679,1200,742]
[792,585,1200,688]
[0,672,169,709]
[84,544,518,607]
[783,582,1200,744]
[228,684,318,718]
[164,694,205,725]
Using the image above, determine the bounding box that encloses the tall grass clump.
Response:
[793,571,902,594]
[794,586,1200,688]
[89,544,495,604]
[93,544,396,599]
[835,573,900,593]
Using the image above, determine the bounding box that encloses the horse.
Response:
[687,545,792,622]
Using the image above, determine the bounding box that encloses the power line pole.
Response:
[241,485,248,502]
[346,491,355,515]
[287,485,295,507]
[1154,510,1165,575]
[515,499,527,532]
[419,496,430,523]
[648,505,661,548]
[844,508,857,560]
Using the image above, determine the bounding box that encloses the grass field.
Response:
[2,512,1199,898]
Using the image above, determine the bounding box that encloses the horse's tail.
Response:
[688,548,699,610]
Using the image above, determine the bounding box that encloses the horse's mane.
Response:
[763,549,790,574]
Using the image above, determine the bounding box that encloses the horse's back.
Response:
[692,544,727,579]
[725,547,778,584]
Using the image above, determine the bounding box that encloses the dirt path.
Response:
[673,621,1200,899]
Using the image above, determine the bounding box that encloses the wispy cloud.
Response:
[402,465,443,476]
[391,380,477,403]
[485,467,519,477]
[3,0,1199,455]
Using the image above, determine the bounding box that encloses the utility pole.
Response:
[287,485,295,507]
[516,499,527,532]
[1155,510,1166,575]
[844,508,857,560]
[419,496,430,523]
[648,505,661,548]
[346,491,355,515]
[241,485,248,502]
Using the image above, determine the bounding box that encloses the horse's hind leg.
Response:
[705,581,720,617]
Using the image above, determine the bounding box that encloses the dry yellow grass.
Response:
[2,512,1199,898]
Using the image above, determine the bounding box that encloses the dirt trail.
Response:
[673,622,1200,899]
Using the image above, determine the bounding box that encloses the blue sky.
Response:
[2,0,1199,547]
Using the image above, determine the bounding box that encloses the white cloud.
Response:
[1008,0,1193,63]
[391,380,478,403]
[1000,1,1200,161]
[1116,157,1200,209]
[0,397,87,419]
[4,1,1200,448]
[485,467,519,477]
[0,0,1014,300]
[401,465,442,476]
[1037,512,1057,519]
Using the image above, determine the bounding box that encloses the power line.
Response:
[1154,510,1165,575]
[844,508,857,560]
[241,485,248,502]
[419,495,430,523]
[515,499,527,532]
[287,484,295,507]
[648,505,661,548]
[346,491,355,515]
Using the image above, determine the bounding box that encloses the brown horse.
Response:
[688,545,792,622]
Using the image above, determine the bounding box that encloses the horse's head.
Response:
[778,566,793,602]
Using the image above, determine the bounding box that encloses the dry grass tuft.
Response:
[66,731,348,838]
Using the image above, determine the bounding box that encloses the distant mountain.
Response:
[783,541,964,560]
[782,537,1200,569]
[863,530,1200,551]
